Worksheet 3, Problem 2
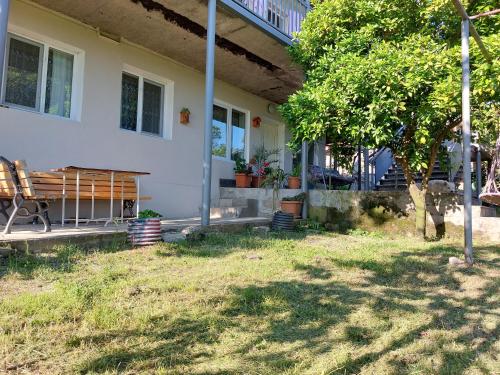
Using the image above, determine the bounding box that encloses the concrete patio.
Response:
[0,217,271,254]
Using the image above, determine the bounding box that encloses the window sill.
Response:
[0,103,80,124]
[119,127,172,141]
[212,156,236,163]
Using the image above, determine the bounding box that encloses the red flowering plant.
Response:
[250,146,280,177]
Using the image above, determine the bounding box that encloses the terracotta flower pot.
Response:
[280,201,302,218]
[288,176,301,189]
[251,175,265,188]
[235,173,251,188]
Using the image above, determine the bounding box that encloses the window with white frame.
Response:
[120,70,167,137]
[1,33,82,120]
[212,103,248,161]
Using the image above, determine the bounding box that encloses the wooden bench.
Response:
[0,158,54,234]
[0,158,151,234]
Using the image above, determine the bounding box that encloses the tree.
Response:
[280,0,500,237]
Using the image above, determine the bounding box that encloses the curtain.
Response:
[45,48,74,118]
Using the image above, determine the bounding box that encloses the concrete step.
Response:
[209,207,242,219]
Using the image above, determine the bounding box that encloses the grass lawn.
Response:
[0,230,498,374]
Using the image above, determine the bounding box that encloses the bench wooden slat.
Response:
[32,183,137,193]
[31,171,136,182]
[29,177,137,188]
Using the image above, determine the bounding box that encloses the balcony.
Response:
[226,0,310,42]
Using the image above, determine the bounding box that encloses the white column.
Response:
[201,0,217,226]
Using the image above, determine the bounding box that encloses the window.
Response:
[212,105,228,158]
[212,102,248,161]
[1,33,80,119]
[120,71,166,137]
[231,110,246,160]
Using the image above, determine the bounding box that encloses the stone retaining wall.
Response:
[220,188,499,241]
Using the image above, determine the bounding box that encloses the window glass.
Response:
[4,37,42,109]
[120,73,139,131]
[142,80,163,136]
[45,48,74,118]
[212,105,228,157]
[231,109,246,161]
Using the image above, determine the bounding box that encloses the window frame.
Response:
[0,25,85,121]
[212,99,250,163]
[121,64,174,140]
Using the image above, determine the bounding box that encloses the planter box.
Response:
[128,218,162,246]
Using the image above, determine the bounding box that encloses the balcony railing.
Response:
[233,0,310,38]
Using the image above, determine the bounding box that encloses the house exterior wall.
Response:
[0,1,289,219]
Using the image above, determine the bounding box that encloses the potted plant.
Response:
[250,145,280,188]
[233,155,251,188]
[180,108,190,124]
[288,164,301,189]
[128,209,162,246]
[280,192,306,219]
[262,166,287,211]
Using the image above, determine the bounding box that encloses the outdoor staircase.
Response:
[375,161,451,191]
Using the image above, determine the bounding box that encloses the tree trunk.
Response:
[409,183,427,238]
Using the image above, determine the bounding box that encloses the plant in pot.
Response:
[288,164,301,189]
[250,145,280,188]
[262,166,287,212]
[280,192,306,219]
[233,154,251,188]
[128,209,162,246]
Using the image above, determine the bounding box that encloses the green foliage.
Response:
[138,209,162,219]
[281,0,499,184]
[282,192,307,202]
[233,154,250,174]
[290,164,302,177]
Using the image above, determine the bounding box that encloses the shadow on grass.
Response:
[75,314,232,373]
[41,237,500,374]
[0,240,131,280]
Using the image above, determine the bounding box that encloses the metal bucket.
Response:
[127,218,162,246]
[271,211,295,231]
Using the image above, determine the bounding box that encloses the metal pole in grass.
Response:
[201,0,217,227]
[450,0,497,265]
[301,141,308,219]
[0,0,11,92]
[460,17,474,265]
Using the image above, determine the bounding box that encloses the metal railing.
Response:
[233,0,310,38]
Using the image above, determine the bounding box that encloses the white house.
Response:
[0,0,311,220]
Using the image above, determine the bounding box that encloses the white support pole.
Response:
[75,170,80,228]
[461,18,474,265]
[120,177,124,223]
[136,176,140,218]
[91,177,95,222]
[61,173,66,227]
[201,0,217,227]
[106,171,114,226]
[0,0,11,92]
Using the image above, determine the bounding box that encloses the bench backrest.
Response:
[30,172,138,200]
[1,160,140,201]
[0,160,36,199]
